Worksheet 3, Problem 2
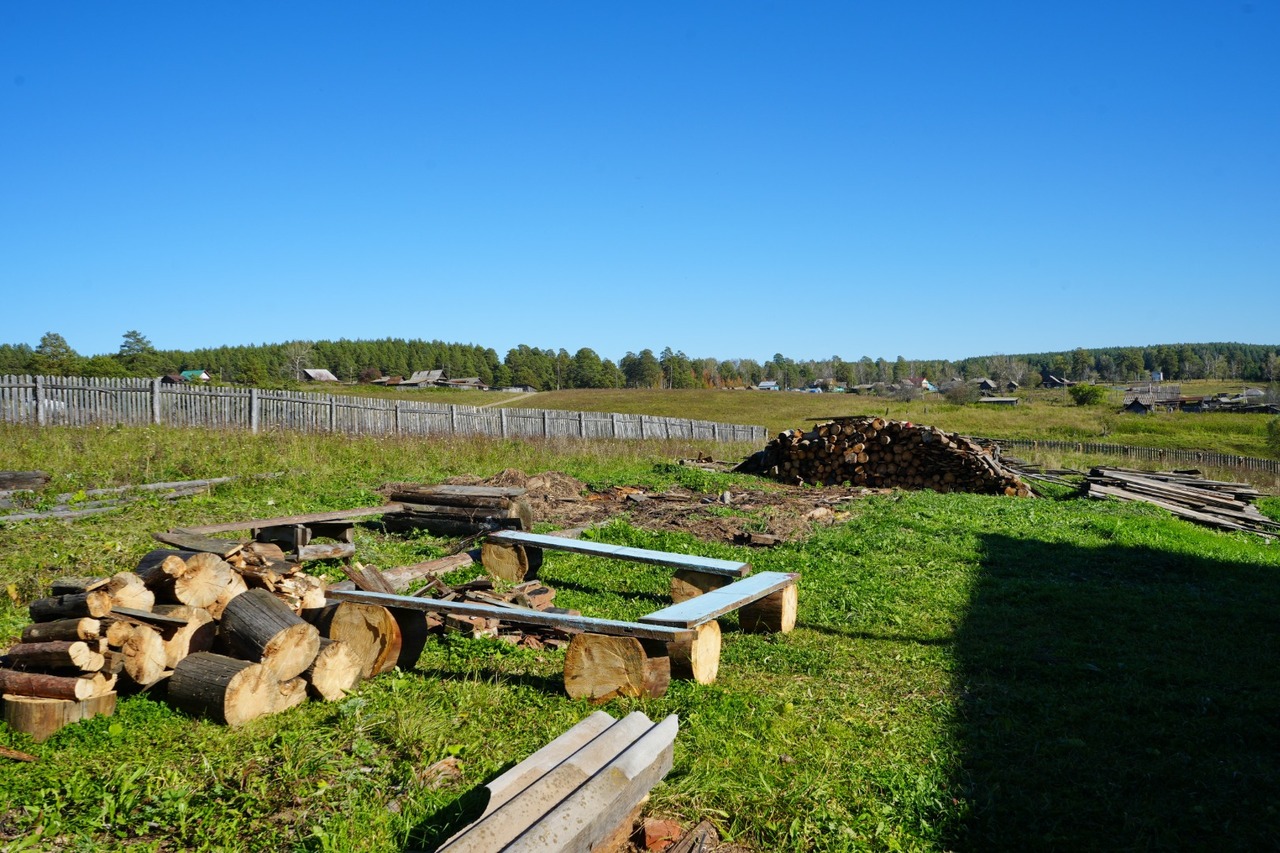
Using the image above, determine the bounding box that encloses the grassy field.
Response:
[2,424,1279,852]
[507,385,1278,458]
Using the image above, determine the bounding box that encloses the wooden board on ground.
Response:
[152,529,247,558]
[483,530,751,577]
[638,571,799,629]
[181,505,406,535]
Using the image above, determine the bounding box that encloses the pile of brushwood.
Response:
[736,416,1031,496]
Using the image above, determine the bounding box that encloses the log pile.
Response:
[2,548,365,739]
[379,484,533,537]
[407,575,577,651]
[1084,467,1279,538]
[737,417,1032,496]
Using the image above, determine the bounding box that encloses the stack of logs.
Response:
[0,544,389,739]
[379,484,533,538]
[737,417,1031,496]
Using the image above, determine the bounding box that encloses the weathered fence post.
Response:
[329,395,336,433]
[578,411,585,438]
[34,375,46,427]
[449,405,457,435]
[394,401,401,434]
[249,388,260,434]
[500,408,508,438]
[542,410,549,438]
[151,377,162,425]
[611,413,618,438]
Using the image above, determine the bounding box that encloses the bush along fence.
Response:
[980,436,1280,476]
[0,376,768,445]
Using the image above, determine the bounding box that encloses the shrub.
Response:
[1068,384,1108,406]
[1267,416,1280,458]
[944,382,979,405]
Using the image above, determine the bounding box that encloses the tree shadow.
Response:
[949,533,1280,850]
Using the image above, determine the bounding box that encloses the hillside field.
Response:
[1,418,1278,852]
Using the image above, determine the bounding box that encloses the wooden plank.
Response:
[639,572,799,628]
[324,589,690,641]
[152,529,246,558]
[182,504,405,534]
[506,714,678,852]
[438,712,661,852]
[480,711,617,815]
[485,530,751,577]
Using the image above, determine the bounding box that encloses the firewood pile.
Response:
[736,417,1032,496]
[1084,467,1279,538]
[2,540,583,740]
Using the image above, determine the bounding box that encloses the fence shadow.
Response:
[949,533,1280,850]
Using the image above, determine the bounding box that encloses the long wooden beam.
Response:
[324,589,691,642]
[485,530,750,577]
[182,504,406,534]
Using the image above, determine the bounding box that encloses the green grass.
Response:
[3,425,1280,851]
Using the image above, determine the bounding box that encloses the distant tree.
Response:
[944,382,979,405]
[621,349,663,388]
[34,332,80,375]
[281,341,314,380]
[569,348,605,388]
[118,330,155,358]
[358,366,382,384]
[1068,384,1108,406]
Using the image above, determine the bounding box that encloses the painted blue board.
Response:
[485,530,750,577]
[637,572,798,629]
[326,588,690,641]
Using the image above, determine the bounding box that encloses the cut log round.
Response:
[174,553,234,608]
[315,602,402,679]
[2,692,117,743]
[106,572,155,611]
[151,605,217,669]
[29,591,113,622]
[669,570,733,604]
[738,583,798,634]
[481,542,540,583]
[0,669,115,701]
[169,652,283,726]
[563,634,671,701]
[2,640,104,673]
[220,589,320,680]
[666,620,721,684]
[304,639,363,701]
[121,625,169,687]
[206,571,248,620]
[21,617,100,643]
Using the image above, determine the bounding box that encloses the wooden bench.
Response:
[482,530,751,601]
[435,710,678,852]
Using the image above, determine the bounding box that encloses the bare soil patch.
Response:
[445,468,891,545]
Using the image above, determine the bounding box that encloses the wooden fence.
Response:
[0,376,767,444]
[979,436,1280,475]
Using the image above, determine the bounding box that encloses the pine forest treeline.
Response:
[1,333,1278,391]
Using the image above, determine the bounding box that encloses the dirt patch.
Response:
[457,469,890,546]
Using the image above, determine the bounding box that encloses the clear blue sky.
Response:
[2,2,1276,365]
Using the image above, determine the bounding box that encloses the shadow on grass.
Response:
[950,533,1280,850]
[405,782,492,851]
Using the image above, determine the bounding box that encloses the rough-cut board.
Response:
[152,529,247,558]
[181,505,406,535]
[638,571,799,629]
[325,589,690,643]
[437,710,678,853]
[484,530,751,577]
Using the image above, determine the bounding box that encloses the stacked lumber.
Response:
[438,710,678,853]
[1084,467,1279,538]
[737,417,1031,496]
[379,484,533,537]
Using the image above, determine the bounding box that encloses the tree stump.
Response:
[739,583,798,634]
